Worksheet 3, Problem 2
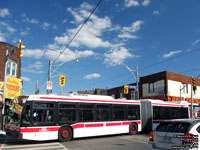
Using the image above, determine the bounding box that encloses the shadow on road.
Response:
[0,134,57,146]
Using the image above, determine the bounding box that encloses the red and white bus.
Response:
[5,94,189,141]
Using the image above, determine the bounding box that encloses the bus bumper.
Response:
[6,130,22,139]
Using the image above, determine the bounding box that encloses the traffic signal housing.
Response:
[192,77,197,91]
[124,85,129,94]
[18,42,25,58]
[59,75,65,86]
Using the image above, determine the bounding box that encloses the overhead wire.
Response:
[38,0,103,93]
[93,46,200,87]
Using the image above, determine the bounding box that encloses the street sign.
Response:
[129,86,138,89]
[47,81,52,90]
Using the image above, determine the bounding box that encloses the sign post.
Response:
[47,81,53,94]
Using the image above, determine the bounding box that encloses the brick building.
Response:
[0,42,21,95]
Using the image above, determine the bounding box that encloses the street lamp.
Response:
[47,58,79,94]
[118,62,139,100]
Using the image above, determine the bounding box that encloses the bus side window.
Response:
[58,103,76,123]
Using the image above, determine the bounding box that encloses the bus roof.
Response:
[26,94,141,105]
[23,95,189,107]
[140,99,189,107]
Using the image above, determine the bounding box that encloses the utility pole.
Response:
[35,80,39,95]
[136,66,139,100]
[48,60,52,81]
[47,60,53,94]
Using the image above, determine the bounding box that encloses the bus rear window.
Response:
[156,122,190,133]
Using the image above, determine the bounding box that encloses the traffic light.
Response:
[18,42,25,58]
[192,77,197,91]
[124,85,129,94]
[59,75,65,86]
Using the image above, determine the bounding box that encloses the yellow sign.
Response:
[124,85,129,94]
[5,76,21,99]
[0,82,4,89]
[59,75,65,86]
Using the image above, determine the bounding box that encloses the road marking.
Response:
[119,136,148,144]
[1,142,68,150]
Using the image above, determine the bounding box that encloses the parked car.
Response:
[149,119,200,150]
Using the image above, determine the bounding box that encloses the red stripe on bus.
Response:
[39,97,140,104]
[152,103,187,107]
[106,122,121,126]
[122,121,131,125]
[122,121,141,125]
[20,127,59,133]
[72,124,84,129]
[85,123,104,128]
[153,120,163,124]
[136,121,141,124]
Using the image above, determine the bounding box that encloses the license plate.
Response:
[162,136,172,143]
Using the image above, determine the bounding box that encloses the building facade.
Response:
[140,71,200,104]
[105,71,200,104]
[0,42,21,96]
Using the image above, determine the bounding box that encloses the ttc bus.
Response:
[5,94,189,141]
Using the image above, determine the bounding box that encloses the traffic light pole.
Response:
[119,63,139,100]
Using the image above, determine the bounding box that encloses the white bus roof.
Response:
[25,94,141,105]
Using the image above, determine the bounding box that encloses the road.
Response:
[0,133,151,150]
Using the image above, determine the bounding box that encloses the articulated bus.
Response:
[5,94,189,141]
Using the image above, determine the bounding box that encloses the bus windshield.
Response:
[6,96,27,126]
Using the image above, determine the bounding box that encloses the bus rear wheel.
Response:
[129,123,138,135]
[58,127,72,142]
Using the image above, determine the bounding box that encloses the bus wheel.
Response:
[129,123,138,135]
[58,127,72,142]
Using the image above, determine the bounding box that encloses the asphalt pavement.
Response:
[0,132,151,150]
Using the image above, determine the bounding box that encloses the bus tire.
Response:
[129,123,138,135]
[58,127,72,142]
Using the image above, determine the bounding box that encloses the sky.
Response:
[1,0,200,95]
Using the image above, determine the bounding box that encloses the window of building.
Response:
[7,60,17,77]
[149,82,156,93]
[131,90,137,100]
[120,92,123,98]
[181,83,188,93]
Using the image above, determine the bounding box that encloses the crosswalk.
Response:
[1,142,68,150]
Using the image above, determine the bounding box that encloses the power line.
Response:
[52,0,103,65]
[140,47,200,71]
[94,47,200,87]
[51,0,103,78]
[38,0,103,93]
